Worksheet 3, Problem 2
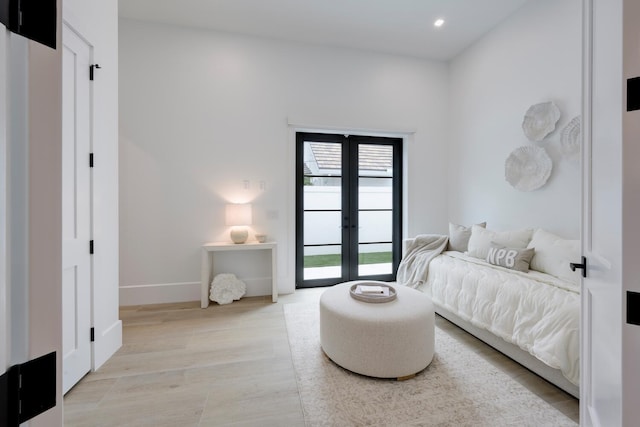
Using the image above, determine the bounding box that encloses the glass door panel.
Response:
[302,210,342,280]
[299,138,344,284]
[357,144,394,277]
[357,211,393,275]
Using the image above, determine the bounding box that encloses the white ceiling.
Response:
[118,0,530,61]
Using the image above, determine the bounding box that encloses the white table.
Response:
[201,241,277,308]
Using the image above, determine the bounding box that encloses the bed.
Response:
[401,226,580,397]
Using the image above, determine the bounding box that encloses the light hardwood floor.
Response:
[64,288,578,426]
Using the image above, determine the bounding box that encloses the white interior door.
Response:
[581,0,624,424]
[62,24,92,394]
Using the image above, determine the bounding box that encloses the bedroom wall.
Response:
[119,19,449,303]
[448,0,582,238]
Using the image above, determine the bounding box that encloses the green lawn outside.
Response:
[304,252,392,268]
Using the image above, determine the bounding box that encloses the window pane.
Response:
[303,184,341,211]
[358,210,392,244]
[303,211,341,246]
[303,245,341,280]
[358,242,392,276]
[359,180,392,210]
[358,144,393,176]
[303,141,342,178]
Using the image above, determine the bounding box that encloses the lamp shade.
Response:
[225,203,252,226]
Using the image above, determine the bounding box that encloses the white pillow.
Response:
[527,229,580,284]
[447,222,486,252]
[466,225,533,260]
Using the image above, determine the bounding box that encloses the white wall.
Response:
[119,19,449,302]
[64,0,121,370]
[448,0,582,238]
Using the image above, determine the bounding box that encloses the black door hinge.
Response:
[90,240,94,255]
[89,64,101,81]
[627,76,640,111]
[90,328,95,342]
[0,352,56,426]
[627,291,640,326]
[89,153,94,168]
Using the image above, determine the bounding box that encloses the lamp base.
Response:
[230,227,248,244]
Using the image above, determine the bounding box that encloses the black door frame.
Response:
[295,132,402,288]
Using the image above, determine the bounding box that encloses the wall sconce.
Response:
[225,203,252,244]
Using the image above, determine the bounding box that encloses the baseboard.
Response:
[119,281,200,306]
[120,278,274,306]
[93,319,122,370]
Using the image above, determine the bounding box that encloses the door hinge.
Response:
[90,328,95,342]
[90,240,94,255]
[627,76,640,111]
[627,291,640,326]
[0,352,56,426]
[89,153,94,168]
[89,64,101,81]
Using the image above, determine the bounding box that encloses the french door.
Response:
[296,132,402,288]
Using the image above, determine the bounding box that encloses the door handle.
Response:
[570,256,587,278]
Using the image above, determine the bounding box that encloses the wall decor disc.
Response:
[560,115,581,161]
[522,101,561,141]
[505,146,553,191]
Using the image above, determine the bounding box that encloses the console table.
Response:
[201,241,277,308]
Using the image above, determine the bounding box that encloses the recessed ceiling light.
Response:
[434,19,445,28]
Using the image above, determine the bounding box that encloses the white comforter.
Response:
[418,251,580,386]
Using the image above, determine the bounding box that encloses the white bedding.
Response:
[418,251,580,386]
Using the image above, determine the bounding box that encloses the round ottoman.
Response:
[319,281,435,379]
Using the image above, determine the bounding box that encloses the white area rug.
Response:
[284,303,577,427]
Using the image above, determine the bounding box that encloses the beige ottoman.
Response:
[319,281,435,379]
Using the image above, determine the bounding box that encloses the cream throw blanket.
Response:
[396,234,449,288]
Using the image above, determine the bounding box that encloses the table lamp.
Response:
[226,203,252,244]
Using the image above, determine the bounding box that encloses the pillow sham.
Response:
[527,228,580,283]
[466,225,533,260]
[486,243,535,272]
[447,222,486,252]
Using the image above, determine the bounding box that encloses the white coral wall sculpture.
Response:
[505,146,553,192]
[210,273,247,305]
[522,101,561,142]
[560,115,581,162]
